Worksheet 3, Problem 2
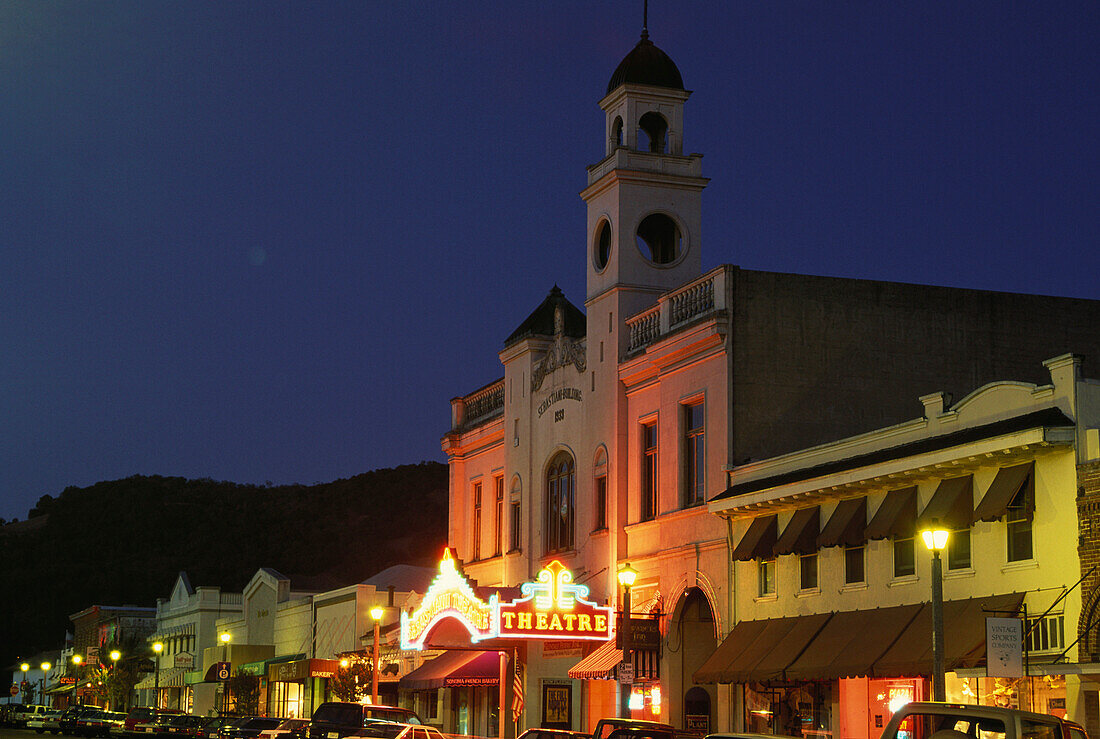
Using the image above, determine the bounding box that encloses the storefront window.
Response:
[745,681,832,737]
[948,528,971,569]
[893,537,915,577]
[758,559,776,597]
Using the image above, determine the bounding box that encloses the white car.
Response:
[28,709,63,734]
[259,719,311,739]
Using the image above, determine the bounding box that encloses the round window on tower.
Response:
[636,213,682,265]
[594,219,612,271]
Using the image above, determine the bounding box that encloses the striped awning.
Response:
[567,640,621,680]
[136,667,187,689]
[148,624,195,641]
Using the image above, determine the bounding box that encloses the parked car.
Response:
[879,701,1089,739]
[134,710,185,737]
[157,715,208,739]
[80,711,128,738]
[1,704,28,727]
[518,730,591,739]
[350,723,446,739]
[705,734,800,739]
[308,703,422,739]
[592,720,676,739]
[38,708,66,735]
[61,706,105,735]
[74,708,108,737]
[17,705,54,727]
[122,708,158,737]
[218,717,282,739]
[29,709,64,733]
[201,716,240,739]
[259,719,311,739]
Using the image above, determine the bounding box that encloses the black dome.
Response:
[606,36,684,95]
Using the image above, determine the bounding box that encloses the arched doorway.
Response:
[670,588,717,732]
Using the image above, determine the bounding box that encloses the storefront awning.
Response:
[732,515,777,561]
[693,612,830,684]
[774,506,820,556]
[400,650,502,691]
[974,463,1033,522]
[136,667,187,689]
[817,497,866,549]
[874,592,1025,677]
[695,594,1024,684]
[783,604,922,681]
[864,486,917,540]
[919,475,973,530]
[45,684,74,695]
[567,640,622,680]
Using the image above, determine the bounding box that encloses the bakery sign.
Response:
[401,550,614,650]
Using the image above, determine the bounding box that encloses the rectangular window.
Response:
[948,528,971,570]
[800,554,818,590]
[594,475,607,531]
[510,501,521,552]
[494,476,504,557]
[893,537,915,577]
[683,403,705,507]
[472,482,482,561]
[844,546,865,584]
[758,559,776,596]
[1007,488,1033,562]
[642,421,658,521]
[1026,615,1065,653]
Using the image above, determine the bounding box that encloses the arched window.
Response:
[613,116,624,148]
[638,112,668,153]
[546,452,575,553]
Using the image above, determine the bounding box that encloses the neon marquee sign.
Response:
[499,560,611,640]
[400,552,615,650]
[401,549,497,650]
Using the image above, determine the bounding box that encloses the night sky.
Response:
[2,2,1097,522]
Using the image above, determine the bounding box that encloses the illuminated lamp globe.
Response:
[617,563,638,588]
[340,658,349,668]
[152,642,163,654]
[41,662,52,671]
[370,606,384,621]
[110,651,121,662]
[20,663,29,673]
[220,633,231,644]
[72,655,82,665]
[921,520,950,551]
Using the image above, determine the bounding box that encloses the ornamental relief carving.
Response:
[531,305,587,391]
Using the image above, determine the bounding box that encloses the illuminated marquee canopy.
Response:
[400,552,615,650]
[401,549,496,650]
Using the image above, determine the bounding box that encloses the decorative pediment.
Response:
[531,305,587,391]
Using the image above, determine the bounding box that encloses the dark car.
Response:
[62,706,106,735]
[1,704,28,727]
[218,718,282,739]
[308,703,422,739]
[519,731,591,739]
[134,711,185,737]
[592,720,675,739]
[259,719,311,739]
[156,715,208,739]
[201,717,239,739]
[80,711,128,738]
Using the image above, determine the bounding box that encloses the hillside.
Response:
[0,462,448,668]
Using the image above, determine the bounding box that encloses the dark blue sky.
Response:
[2,2,1097,521]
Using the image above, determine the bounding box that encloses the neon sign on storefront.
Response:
[401,551,615,650]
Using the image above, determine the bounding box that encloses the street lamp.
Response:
[20,664,29,704]
[72,655,82,707]
[370,605,384,705]
[153,642,163,709]
[617,563,638,719]
[921,519,950,702]
[219,633,231,714]
[40,662,51,708]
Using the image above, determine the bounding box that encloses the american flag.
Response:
[512,652,524,722]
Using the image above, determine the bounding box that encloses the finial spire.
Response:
[641,0,649,40]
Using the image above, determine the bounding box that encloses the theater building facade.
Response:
[440,28,1100,735]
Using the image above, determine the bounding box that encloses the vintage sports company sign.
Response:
[401,550,614,650]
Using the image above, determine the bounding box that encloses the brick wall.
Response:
[1077,461,1100,659]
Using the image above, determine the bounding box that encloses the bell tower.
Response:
[581,29,709,352]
